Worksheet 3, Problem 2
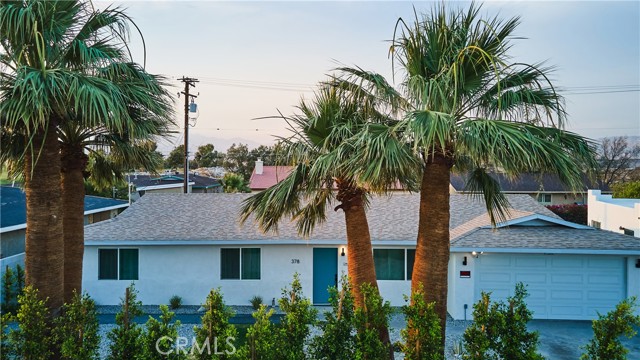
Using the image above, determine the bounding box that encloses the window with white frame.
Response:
[98,248,139,280]
[220,248,261,280]
[537,193,552,203]
[374,249,415,281]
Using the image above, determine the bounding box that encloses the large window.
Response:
[99,248,138,280]
[374,249,405,280]
[373,249,415,281]
[221,248,261,280]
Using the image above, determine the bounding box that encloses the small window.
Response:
[591,220,601,229]
[374,249,405,280]
[119,249,139,280]
[406,249,415,280]
[99,249,118,280]
[99,248,138,280]
[623,228,635,236]
[221,248,261,280]
[537,193,552,203]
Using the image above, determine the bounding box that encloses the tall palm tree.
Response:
[59,63,173,302]
[342,3,598,352]
[240,82,415,358]
[0,0,160,313]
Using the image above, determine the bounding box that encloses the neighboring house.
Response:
[588,189,639,238]
[248,160,293,191]
[128,172,222,198]
[82,192,640,320]
[450,172,609,205]
[0,186,128,275]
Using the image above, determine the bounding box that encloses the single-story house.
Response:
[588,189,639,237]
[1,185,128,277]
[128,172,222,198]
[450,172,610,205]
[82,193,640,320]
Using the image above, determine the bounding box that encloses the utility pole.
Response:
[179,76,198,193]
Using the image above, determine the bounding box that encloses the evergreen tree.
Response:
[193,288,238,359]
[107,284,144,360]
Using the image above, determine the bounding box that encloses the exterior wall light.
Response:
[341,247,346,257]
[463,256,468,266]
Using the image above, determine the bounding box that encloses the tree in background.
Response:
[249,144,279,166]
[165,145,186,170]
[193,143,224,168]
[223,143,253,180]
[597,136,640,187]
[222,172,250,193]
[611,180,640,199]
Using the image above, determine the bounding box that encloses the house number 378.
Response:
[291,259,300,264]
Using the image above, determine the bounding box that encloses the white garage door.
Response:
[475,254,626,320]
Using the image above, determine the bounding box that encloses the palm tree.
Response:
[0,0,161,313]
[240,83,415,358]
[59,63,173,302]
[341,3,598,352]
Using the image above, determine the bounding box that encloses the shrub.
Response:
[107,284,144,360]
[169,295,182,310]
[2,266,16,313]
[6,286,52,359]
[463,282,543,360]
[309,275,356,360]
[142,304,186,360]
[581,297,640,360]
[249,295,263,310]
[53,291,100,360]
[243,305,277,360]
[545,204,588,225]
[14,264,24,293]
[276,273,317,360]
[401,283,443,360]
[193,288,237,359]
[0,312,12,358]
[354,283,392,360]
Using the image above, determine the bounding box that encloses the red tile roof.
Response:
[249,166,294,190]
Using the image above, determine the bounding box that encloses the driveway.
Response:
[440,318,640,360]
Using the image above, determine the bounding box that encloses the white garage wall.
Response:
[449,252,635,321]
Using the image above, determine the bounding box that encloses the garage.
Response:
[475,253,626,320]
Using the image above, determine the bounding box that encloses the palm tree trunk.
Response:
[337,185,394,360]
[24,121,64,314]
[61,144,88,303]
[411,153,452,347]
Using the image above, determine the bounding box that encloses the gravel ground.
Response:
[96,307,470,360]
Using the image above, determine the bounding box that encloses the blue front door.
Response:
[313,248,338,304]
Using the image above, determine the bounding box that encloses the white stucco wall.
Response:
[588,190,640,237]
[447,252,476,320]
[83,244,417,306]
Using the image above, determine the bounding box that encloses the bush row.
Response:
[1,274,638,360]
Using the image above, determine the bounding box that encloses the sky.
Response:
[95,0,640,155]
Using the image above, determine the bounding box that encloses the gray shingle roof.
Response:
[450,172,610,193]
[85,192,559,242]
[452,227,640,252]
